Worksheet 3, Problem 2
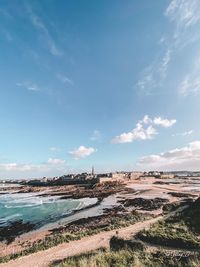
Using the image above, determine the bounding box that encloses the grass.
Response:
[137,198,200,249]
[50,248,200,267]
[183,198,200,232]
[137,219,200,249]
[110,236,146,251]
[49,233,200,267]
[0,212,146,264]
[162,200,187,214]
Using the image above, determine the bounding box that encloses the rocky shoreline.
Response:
[119,197,169,211]
[0,182,130,252]
[0,220,35,245]
[0,176,199,261]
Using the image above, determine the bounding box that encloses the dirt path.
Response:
[0,216,162,267]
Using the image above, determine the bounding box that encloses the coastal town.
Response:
[2,169,200,187]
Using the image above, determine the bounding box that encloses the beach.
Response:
[0,176,199,266]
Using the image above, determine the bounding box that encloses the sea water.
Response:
[0,191,97,228]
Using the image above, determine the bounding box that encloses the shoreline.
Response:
[0,177,200,262]
[21,196,103,236]
[0,181,127,230]
[0,182,127,257]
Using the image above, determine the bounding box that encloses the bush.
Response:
[110,236,146,251]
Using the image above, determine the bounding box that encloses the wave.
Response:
[0,193,64,209]
[5,203,43,208]
[0,213,21,223]
[75,201,84,210]
[61,210,72,216]
[0,193,98,230]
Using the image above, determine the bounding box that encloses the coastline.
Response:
[0,177,200,263]
[0,182,126,257]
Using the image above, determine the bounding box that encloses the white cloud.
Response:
[137,68,155,95]
[164,1,200,96]
[182,130,193,136]
[26,5,62,57]
[138,1,200,95]
[176,38,200,97]
[69,146,96,160]
[56,74,73,85]
[159,49,171,78]
[49,147,61,152]
[165,0,200,29]
[0,158,65,172]
[137,49,171,94]
[0,163,35,172]
[112,115,176,144]
[164,0,200,50]
[159,35,166,45]
[140,115,152,125]
[47,158,65,164]
[173,130,194,137]
[153,117,176,127]
[137,141,200,170]
[112,123,157,144]
[0,158,68,179]
[179,73,200,96]
[16,81,40,91]
[90,130,101,141]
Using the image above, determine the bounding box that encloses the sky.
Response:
[0,0,200,179]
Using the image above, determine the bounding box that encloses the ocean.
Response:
[0,189,97,228]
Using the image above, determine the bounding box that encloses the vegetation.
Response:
[50,248,200,267]
[50,233,200,267]
[183,197,200,232]
[162,200,187,214]
[120,197,168,211]
[137,220,200,249]
[2,197,200,265]
[0,212,145,263]
[110,236,146,251]
[138,197,200,249]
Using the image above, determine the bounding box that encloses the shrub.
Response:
[110,236,146,251]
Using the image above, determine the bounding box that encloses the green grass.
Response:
[183,198,200,233]
[50,249,200,267]
[137,198,200,249]
[0,212,146,264]
[138,219,200,249]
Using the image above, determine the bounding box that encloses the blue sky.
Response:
[0,0,200,179]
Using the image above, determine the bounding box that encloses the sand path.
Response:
[0,216,162,267]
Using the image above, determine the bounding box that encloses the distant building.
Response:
[129,172,143,179]
[160,174,175,179]
[59,174,74,182]
[99,176,111,183]
[111,172,126,180]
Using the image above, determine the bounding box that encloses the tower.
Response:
[92,166,94,176]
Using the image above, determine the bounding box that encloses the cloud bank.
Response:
[0,158,67,179]
[137,141,200,170]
